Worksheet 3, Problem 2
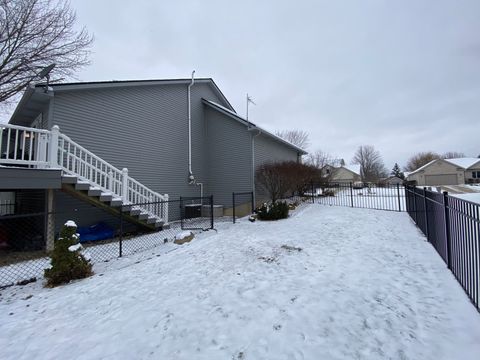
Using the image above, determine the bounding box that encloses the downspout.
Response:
[187,70,195,184]
[248,126,261,208]
[187,71,203,200]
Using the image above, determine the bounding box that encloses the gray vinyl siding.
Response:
[254,133,299,168]
[50,83,225,201]
[0,168,61,189]
[204,107,252,206]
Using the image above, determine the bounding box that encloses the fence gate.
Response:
[180,196,214,231]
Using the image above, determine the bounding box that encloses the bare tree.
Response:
[352,145,387,182]
[275,129,310,149]
[442,151,465,159]
[305,150,336,183]
[404,151,440,171]
[0,0,93,105]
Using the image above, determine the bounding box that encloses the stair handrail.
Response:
[1,123,169,223]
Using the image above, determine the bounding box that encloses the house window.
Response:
[473,171,480,179]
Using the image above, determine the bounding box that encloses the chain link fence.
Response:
[0,196,215,288]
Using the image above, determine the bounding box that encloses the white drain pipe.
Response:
[249,127,262,207]
[188,70,195,184]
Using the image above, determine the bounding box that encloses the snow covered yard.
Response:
[1,205,480,360]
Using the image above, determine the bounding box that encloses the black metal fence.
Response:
[405,186,479,311]
[232,192,254,223]
[0,196,215,288]
[313,182,406,211]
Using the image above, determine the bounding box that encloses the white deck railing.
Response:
[0,124,168,223]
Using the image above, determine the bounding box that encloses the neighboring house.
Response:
[406,158,480,186]
[0,77,306,250]
[381,176,404,185]
[328,164,361,183]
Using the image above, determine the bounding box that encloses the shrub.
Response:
[44,221,93,287]
[256,201,289,221]
[255,161,321,202]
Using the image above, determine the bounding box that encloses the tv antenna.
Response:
[246,93,256,125]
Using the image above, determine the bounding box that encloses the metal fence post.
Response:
[443,191,452,269]
[396,183,401,212]
[180,196,183,229]
[413,187,418,223]
[119,211,123,257]
[349,182,354,207]
[423,187,429,240]
[232,192,236,224]
[210,195,214,229]
[251,191,254,213]
[311,181,315,203]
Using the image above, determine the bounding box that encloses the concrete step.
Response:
[87,187,102,197]
[75,181,91,191]
[121,204,132,212]
[99,192,113,202]
[156,220,167,228]
[147,216,158,224]
[110,197,123,207]
[130,207,141,216]
[61,175,78,184]
[138,212,149,220]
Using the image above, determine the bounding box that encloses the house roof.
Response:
[202,99,308,155]
[9,78,235,125]
[409,157,480,176]
[408,159,439,175]
[444,158,480,169]
[343,164,361,176]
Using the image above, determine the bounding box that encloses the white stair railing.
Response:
[0,124,50,167]
[0,124,169,223]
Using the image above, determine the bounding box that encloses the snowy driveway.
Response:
[1,205,480,360]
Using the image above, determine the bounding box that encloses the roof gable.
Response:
[202,99,307,155]
[444,158,480,169]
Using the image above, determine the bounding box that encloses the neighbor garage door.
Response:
[424,174,458,186]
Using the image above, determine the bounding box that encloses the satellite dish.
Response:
[38,63,56,79]
[37,63,56,92]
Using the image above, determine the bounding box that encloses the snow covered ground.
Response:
[1,205,479,360]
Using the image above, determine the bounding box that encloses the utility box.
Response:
[184,203,201,219]
[201,205,224,218]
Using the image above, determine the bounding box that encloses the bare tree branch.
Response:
[404,151,440,172]
[442,151,465,159]
[0,0,93,105]
[275,129,310,149]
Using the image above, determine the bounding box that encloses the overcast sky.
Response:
[12,0,480,169]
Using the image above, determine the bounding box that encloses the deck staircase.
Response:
[0,124,169,230]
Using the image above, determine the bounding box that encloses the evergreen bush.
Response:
[44,221,93,287]
[256,201,289,220]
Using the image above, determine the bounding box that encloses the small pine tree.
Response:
[44,221,93,287]
[391,163,404,179]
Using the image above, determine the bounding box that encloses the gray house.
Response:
[1,77,306,249]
